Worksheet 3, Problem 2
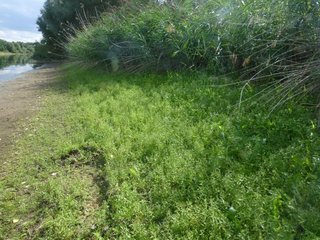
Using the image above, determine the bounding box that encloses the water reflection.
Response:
[0,55,36,82]
[0,54,31,69]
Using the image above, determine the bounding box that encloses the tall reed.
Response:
[67,0,320,110]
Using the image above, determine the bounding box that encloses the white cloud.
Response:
[0,29,42,42]
[0,0,45,42]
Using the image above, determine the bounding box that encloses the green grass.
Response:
[1,68,320,239]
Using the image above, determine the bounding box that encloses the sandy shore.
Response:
[0,64,60,157]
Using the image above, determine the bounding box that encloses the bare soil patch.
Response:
[0,64,60,159]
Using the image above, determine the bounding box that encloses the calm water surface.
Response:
[0,55,37,83]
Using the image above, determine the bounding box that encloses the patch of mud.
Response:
[59,146,109,203]
[27,146,109,238]
[0,64,60,161]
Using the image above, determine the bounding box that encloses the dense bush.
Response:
[66,0,287,72]
[32,40,54,60]
[67,0,320,107]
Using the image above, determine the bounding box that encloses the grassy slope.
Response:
[1,69,320,239]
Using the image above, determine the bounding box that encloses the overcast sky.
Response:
[0,0,45,42]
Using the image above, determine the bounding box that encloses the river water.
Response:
[0,55,37,83]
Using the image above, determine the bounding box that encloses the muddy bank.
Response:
[0,64,60,158]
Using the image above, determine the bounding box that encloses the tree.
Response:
[37,0,119,58]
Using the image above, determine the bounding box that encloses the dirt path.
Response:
[0,64,59,157]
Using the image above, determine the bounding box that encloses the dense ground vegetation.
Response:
[0,39,34,55]
[2,0,320,239]
[1,69,320,239]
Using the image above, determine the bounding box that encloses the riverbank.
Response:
[0,64,60,158]
[1,68,319,239]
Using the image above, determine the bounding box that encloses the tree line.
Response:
[0,39,34,54]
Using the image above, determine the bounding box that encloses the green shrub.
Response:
[66,0,289,72]
[67,0,320,108]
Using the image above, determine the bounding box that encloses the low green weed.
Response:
[1,69,320,239]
